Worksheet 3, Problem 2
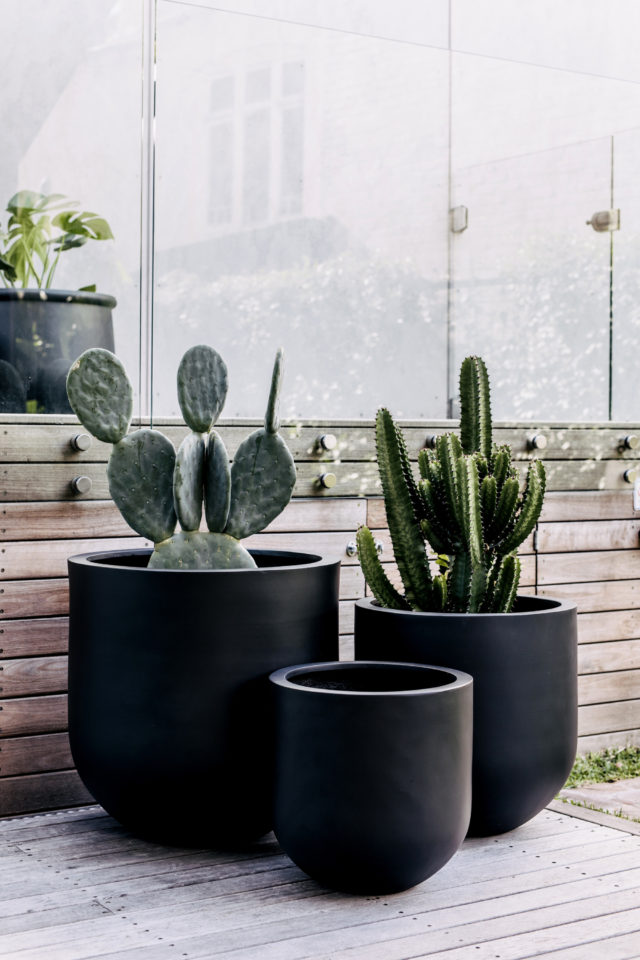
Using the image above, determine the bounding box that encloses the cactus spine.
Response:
[66,345,296,570]
[358,356,546,613]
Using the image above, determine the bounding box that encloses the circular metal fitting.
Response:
[623,435,639,451]
[317,434,337,451]
[623,467,638,485]
[318,472,337,489]
[70,433,92,452]
[346,538,383,557]
[71,475,92,495]
[423,435,438,450]
[528,434,548,451]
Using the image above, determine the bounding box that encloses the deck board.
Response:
[0,806,639,959]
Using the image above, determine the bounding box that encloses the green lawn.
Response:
[566,746,640,787]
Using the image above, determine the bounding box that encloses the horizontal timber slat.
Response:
[4,421,640,462]
[0,498,367,542]
[579,640,640,674]
[0,732,73,777]
[538,580,640,613]
[0,657,67,699]
[578,699,640,737]
[578,670,640,706]
[539,551,640,586]
[0,769,92,818]
[0,618,69,659]
[3,458,640,501]
[538,520,640,553]
[0,570,363,627]
[0,532,374,582]
[540,491,640,522]
[578,729,640,752]
[0,694,68,736]
[0,580,68,620]
[578,610,640,644]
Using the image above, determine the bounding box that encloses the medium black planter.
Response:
[270,660,473,893]
[355,595,577,837]
[0,289,115,413]
[67,548,340,846]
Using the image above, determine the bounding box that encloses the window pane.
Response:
[243,108,271,222]
[280,103,304,215]
[246,67,271,103]
[209,121,234,224]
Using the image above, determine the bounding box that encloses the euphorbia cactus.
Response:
[357,356,546,613]
[66,344,296,569]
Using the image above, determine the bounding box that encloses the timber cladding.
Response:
[1,414,640,817]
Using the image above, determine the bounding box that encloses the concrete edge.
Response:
[547,798,640,835]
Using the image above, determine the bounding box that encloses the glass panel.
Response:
[611,128,640,420]
[166,0,450,49]
[0,0,143,414]
[452,0,640,84]
[153,4,450,419]
[450,136,612,421]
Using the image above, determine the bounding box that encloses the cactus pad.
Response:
[108,429,177,543]
[67,348,132,443]
[264,348,284,434]
[224,429,296,540]
[204,430,231,533]
[177,345,228,433]
[174,433,205,531]
[148,531,256,569]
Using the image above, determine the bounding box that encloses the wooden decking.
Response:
[1,806,640,959]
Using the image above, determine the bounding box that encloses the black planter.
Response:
[270,660,473,893]
[0,289,115,413]
[67,548,340,846]
[355,595,577,837]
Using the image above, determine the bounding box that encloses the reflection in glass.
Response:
[154,4,449,419]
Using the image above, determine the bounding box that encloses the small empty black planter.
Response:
[270,660,473,894]
[67,549,339,846]
[355,596,577,837]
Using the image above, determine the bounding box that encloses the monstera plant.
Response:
[354,355,578,839]
[65,343,340,847]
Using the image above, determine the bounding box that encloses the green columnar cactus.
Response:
[356,356,546,613]
[66,345,296,570]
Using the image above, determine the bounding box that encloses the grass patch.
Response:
[565,745,640,787]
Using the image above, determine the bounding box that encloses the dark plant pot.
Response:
[67,548,340,846]
[354,595,577,837]
[0,289,115,413]
[270,660,473,893]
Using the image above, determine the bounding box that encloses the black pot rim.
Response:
[68,547,336,574]
[270,659,473,696]
[0,288,116,307]
[355,594,576,618]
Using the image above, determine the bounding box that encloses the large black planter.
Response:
[355,596,577,837]
[0,289,115,413]
[67,548,340,846]
[270,660,473,893]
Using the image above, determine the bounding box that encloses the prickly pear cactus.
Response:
[66,344,297,570]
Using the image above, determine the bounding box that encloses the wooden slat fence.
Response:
[2,416,640,816]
